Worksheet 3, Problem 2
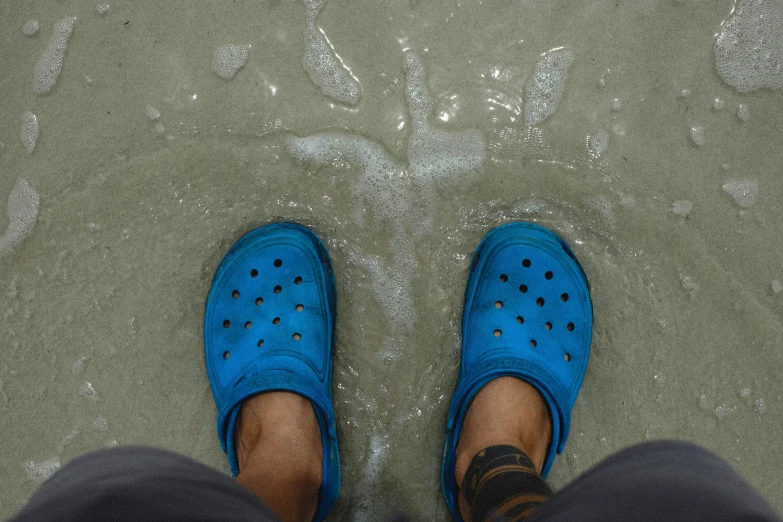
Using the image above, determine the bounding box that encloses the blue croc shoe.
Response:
[441,222,593,520]
[204,222,340,522]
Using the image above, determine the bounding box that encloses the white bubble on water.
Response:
[33,17,76,95]
[146,105,161,120]
[353,433,393,521]
[514,199,550,214]
[679,88,692,98]
[722,179,758,208]
[365,434,389,481]
[754,398,766,413]
[301,0,360,105]
[597,68,610,88]
[524,48,574,126]
[690,125,705,146]
[96,4,110,15]
[79,382,99,401]
[680,275,698,295]
[586,196,616,229]
[698,395,710,410]
[23,458,60,483]
[404,52,486,188]
[349,250,416,334]
[212,44,251,79]
[286,132,410,222]
[587,130,609,157]
[22,20,39,36]
[92,416,109,431]
[714,404,735,419]
[303,26,360,105]
[772,279,783,294]
[739,388,751,398]
[304,0,328,17]
[285,133,417,334]
[712,97,726,110]
[611,98,622,111]
[672,200,693,217]
[408,122,485,188]
[71,356,88,375]
[737,103,750,121]
[714,0,783,93]
[288,53,485,342]
[653,374,666,388]
[0,179,40,258]
[21,112,39,152]
[154,123,165,134]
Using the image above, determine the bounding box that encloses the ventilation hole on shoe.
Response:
[545,271,553,280]
[274,259,283,268]
[493,329,502,337]
[294,276,303,285]
[251,269,258,278]
[500,274,508,282]
[232,290,240,299]
[522,259,531,268]
[567,322,575,331]
[495,301,503,309]
[561,293,569,302]
[536,297,545,306]
[257,339,264,347]
[530,339,537,348]
[517,316,524,324]
[564,353,571,362]
[274,285,282,294]
[273,317,280,325]
[293,333,301,341]
[296,304,304,312]
[256,297,263,306]
[223,319,230,328]
[545,322,552,330]
[244,321,252,329]
[223,351,230,360]
[519,284,528,293]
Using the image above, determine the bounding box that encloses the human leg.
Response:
[527,440,782,522]
[14,224,338,522]
[9,446,280,522]
[204,223,341,522]
[455,377,554,522]
[234,392,323,522]
[442,222,593,522]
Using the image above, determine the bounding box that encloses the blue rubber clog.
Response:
[204,222,340,522]
[442,222,593,521]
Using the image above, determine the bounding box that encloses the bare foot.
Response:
[235,392,323,522]
[454,376,552,521]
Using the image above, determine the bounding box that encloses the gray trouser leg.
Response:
[9,446,280,522]
[529,441,781,522]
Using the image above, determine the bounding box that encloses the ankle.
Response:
[453,378,551,522]
[235,392,322,469]
[238,421,323,488]
[455,377,551,482]
[234,392,323,522]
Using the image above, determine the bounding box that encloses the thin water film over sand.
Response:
[1,0,782,519]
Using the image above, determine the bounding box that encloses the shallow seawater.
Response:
[1,0,783,519]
